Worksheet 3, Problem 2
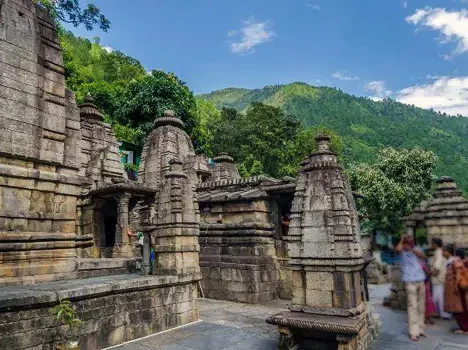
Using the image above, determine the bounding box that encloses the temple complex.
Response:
[0,1,380,349]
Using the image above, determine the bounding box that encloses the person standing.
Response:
[444,248,468,334]
[430,238,451,319]
[396,234,427,341]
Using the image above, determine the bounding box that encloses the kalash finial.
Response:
[79,93,103,121]
[213,152,234,163]
[84,93,95,104]
[154,109,184,128]
[315,133,331,152]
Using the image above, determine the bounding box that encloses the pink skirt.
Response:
[425,281,437,317]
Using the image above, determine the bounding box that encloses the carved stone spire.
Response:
[286,133,364,312]
[149,156,201,277]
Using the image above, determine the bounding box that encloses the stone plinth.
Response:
[0,274,199,350]
[267,135,372,349]
[266,311,367,350]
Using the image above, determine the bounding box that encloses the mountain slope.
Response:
[199,82,468,192]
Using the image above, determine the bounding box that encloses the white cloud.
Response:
[306,3,320,10]
[332,71,359,81]
[406,7,468,57]
[403,1,408,9]
[103,46,113,53]
[365,81,393,101]
[229,19,275,54]
[396,76,468,116]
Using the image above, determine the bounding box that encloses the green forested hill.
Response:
[199,82,468,192]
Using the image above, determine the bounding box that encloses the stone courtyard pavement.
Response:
[111,284,468,350]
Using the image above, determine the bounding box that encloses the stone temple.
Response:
[0,1,376,349]
[385,176,468,310]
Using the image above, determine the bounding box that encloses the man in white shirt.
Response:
[430,238,451,319]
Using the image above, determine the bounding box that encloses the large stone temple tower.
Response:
[0,0,82,285]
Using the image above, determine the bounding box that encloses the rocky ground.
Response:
[111,284,467,350]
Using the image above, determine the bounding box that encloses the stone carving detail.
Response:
[149,158,201,277]
[79,95,126,189]
[138,110,209,187]
[0,0,82,285]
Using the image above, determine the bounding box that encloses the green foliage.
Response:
[114,70,199,145]
[205,102,342,178]
[110,122,144,145]
[201,82,468,193]
[193,99,221,157]
[36,0,110,31]
[348,147,438,235]
[124,163,139,172]
[52,298,81,343]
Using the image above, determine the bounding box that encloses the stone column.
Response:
[113,192,132,258]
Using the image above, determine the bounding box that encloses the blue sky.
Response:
[68,0,468,115]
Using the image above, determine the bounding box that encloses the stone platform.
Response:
[113,284,466,350]
[0,274,200,350]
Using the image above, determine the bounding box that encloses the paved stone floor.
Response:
[112,284,468,350]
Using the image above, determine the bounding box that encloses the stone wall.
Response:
[0,275,199,350]
[199,199,280,303]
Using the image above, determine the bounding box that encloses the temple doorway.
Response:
[100,199,117,257]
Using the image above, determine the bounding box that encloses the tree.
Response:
[36,0,110,31]
[348,147,438,236]
[115,70,198,144]
[192,99,221,157]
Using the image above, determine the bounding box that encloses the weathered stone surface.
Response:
[0,274,199,350]
[138,110,209,187]
[210,153,240,181]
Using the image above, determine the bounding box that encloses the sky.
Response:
[68,0,468,116]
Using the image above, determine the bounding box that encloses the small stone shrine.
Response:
[385,176,468,310]
[197,171,295,303]
[266,135,372,350]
